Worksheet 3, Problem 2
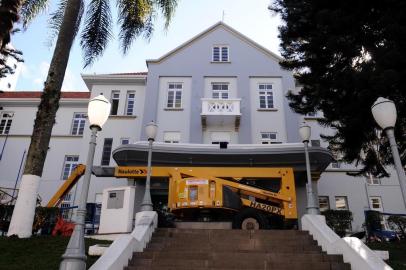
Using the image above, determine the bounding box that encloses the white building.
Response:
[0,22,405,232]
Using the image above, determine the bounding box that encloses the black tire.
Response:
[232,208,270,230]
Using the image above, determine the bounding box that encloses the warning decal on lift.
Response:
[249,200,283,216]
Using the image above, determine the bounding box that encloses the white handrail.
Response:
[301,214,392,270]
[89,211,157,270]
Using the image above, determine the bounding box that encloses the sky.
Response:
[10,0,282,91]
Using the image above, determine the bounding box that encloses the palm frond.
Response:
[154,0,177,29]
[80,0,113,67]
[47,0,84,47]
[20,0,51,28]
[117,0,152,54]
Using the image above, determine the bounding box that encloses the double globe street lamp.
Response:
[140,121,158,212]
[371,97,406,208]
[299,123,320,215]
[60,94,111,270]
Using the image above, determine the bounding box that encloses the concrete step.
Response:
[128,258,347,269]
[125,229,351,270]
[125,261,351,270]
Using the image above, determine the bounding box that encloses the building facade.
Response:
[0,22,405,231]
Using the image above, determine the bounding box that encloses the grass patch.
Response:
[0,235,111,270]
[367,239,406,270]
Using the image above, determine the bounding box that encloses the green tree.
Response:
[8,0,178,238]
[271,0,406,177]
[0,0,22,50]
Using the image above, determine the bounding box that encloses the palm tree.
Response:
[7,0,178,238]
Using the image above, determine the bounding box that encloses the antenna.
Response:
[222,10,225,22]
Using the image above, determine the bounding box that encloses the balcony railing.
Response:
[201,98,241,131]
[201,98,241,116]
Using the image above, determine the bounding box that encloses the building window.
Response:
[331,161,341,168]
[61,192,74,219]
[260,132,277,144]
[335,196,349,210]
[70,113,86,135]
[370,196,383,210]
[212,46,229,62]
[164,132,180,143]
[258,84,274,109]
[311,140,321,147]
[125,91,135,115]
[367,174,381,185]
[120,138,130,145]
[166,83,182,109]
[61,155,79,180]
[211,131,231,144]
[110,91,120,115]
[212,83,229,99]
[101,138,113,166]
[0,112,13,135]
[318,196,330,212]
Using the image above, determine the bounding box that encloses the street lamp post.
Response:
[60,94,111,270]
[140,121,158,212]
[371,97,406,208]
[299,123,320,215]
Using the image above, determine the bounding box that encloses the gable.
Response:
[146,22,282,66]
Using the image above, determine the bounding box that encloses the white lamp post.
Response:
[60,94,110,270]
[299,123,320,214]
[140,121,158,211]
[371,97,406,208]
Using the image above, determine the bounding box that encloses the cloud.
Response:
[26,61,77,91]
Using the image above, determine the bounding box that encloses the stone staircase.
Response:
[125,228,351,270]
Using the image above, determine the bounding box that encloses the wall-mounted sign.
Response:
[115,167,147,177]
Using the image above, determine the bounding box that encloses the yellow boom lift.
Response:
[49,165,298,229]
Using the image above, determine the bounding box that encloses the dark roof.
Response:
[106,72,148,76]
[0,91,90,99]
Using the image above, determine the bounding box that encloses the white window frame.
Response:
[212,45,229,62]
[61,155,79,180]
[125,91,136,116]
[70,112,86,136]
[0,112,13,135]
[110,90,120,115]
[367,173,381,185]
[211,83,229,99]
[164,131,181,143]
[318,196,330,212]
[120,138,130,145]
[258,83,274,109]
[335,196,349,210]
[260,132,278,144]
[166,83,183,109]
[211,131,231,144]
[370,196,383,211]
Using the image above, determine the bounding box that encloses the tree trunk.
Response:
[7,0,82,238]
[0,0,21,50]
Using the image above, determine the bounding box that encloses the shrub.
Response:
[322,209,353,237]
[33,207,60,235]
[387,215,406,238]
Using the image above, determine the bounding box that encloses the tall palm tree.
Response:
[7,0,178,238]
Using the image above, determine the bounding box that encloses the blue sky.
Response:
[12,0,282,91]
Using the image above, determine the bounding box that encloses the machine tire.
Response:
[232,208,269,230]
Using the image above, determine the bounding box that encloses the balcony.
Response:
[201,98,241,131]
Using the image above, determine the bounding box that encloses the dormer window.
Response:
[212,46,229,62]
